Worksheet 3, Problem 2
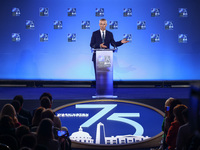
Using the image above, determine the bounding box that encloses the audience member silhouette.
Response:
[40,97,51,109]
[166,104,188,150]
[13,95,32,125]
[11,100,29,126]
[39,93,61,129]
[160,97,175,150]
[176,108,193,150]
[39,92,53,105]
[164,99,182,135]
[31,107,45,132]
[0,115,16,137]
[0,134,19,150]
[33,92,53,115]
[59,127,72,150]
[15,125,31,144]
[20,134,37,149]
[41,109,61,140]
[0,103,21,127]
[41,109,55,122]
[36,118,59,150]
[0,92,72,150]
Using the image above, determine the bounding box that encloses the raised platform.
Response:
[0,86,191,149]
[0,80,196,88]
[0,86,191,113]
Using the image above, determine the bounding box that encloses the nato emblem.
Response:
[179,8,188,17]
[109,21,118,29]
[26,20,35,29]
[98,56,111,68]
[82,21,90,29]
[123,8,132,17]
[178,34,187,43]
[39,7,49,16]
[68,34,76,42]
[151,34,160,43]
[137,21,146,30]
[40,33,48,42]
[68,8,76,16]
[96,8,104,17]
[165,21,174,30]
[12,8,21,16]
[123,34,132,42]
[151,8,160,17]
[54,21,63,29]
[12,33,21,42]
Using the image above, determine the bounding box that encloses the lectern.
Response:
[92,48,118,98]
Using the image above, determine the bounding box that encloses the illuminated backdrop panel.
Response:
[0,0,200,81]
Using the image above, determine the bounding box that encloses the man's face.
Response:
[99,20,107,31]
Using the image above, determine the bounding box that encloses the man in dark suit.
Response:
[90,18,129,76]
[11,100,29,126]
[13,95,32,126]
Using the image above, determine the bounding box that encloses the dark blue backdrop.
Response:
[0,0,200,80]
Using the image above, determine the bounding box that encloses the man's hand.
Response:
[121,38,129,44]
[100,43,107,48]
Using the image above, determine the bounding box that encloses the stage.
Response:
[0,86,191,150]
[0,86,191,112]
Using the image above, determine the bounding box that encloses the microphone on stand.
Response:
[111,42,117,49]
[92,44,96,49]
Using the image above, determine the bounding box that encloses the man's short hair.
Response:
[11,100,21,113]
[40,92,53,104]
[99,18,107,24]
[40,97,51,109]
[13,95,24,106]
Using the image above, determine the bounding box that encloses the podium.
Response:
[92,48,118,98]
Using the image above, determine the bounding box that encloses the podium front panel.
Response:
[96,51,113,96]
[96,51,113,72]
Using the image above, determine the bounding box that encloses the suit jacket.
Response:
[90,30,123,61]
[176,123,193,150]
[17,114,29,126]
[19,108,32,126]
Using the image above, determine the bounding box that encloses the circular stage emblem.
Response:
[54,99,164,149]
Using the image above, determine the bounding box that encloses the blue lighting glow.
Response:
[0,0,200,80]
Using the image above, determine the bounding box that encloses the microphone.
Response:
[92,44,96,49]
[91,44,96,53]
[111,42,117,49]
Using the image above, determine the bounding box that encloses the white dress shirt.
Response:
[100,29,106,40]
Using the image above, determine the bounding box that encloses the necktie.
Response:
[102,31,105,43]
